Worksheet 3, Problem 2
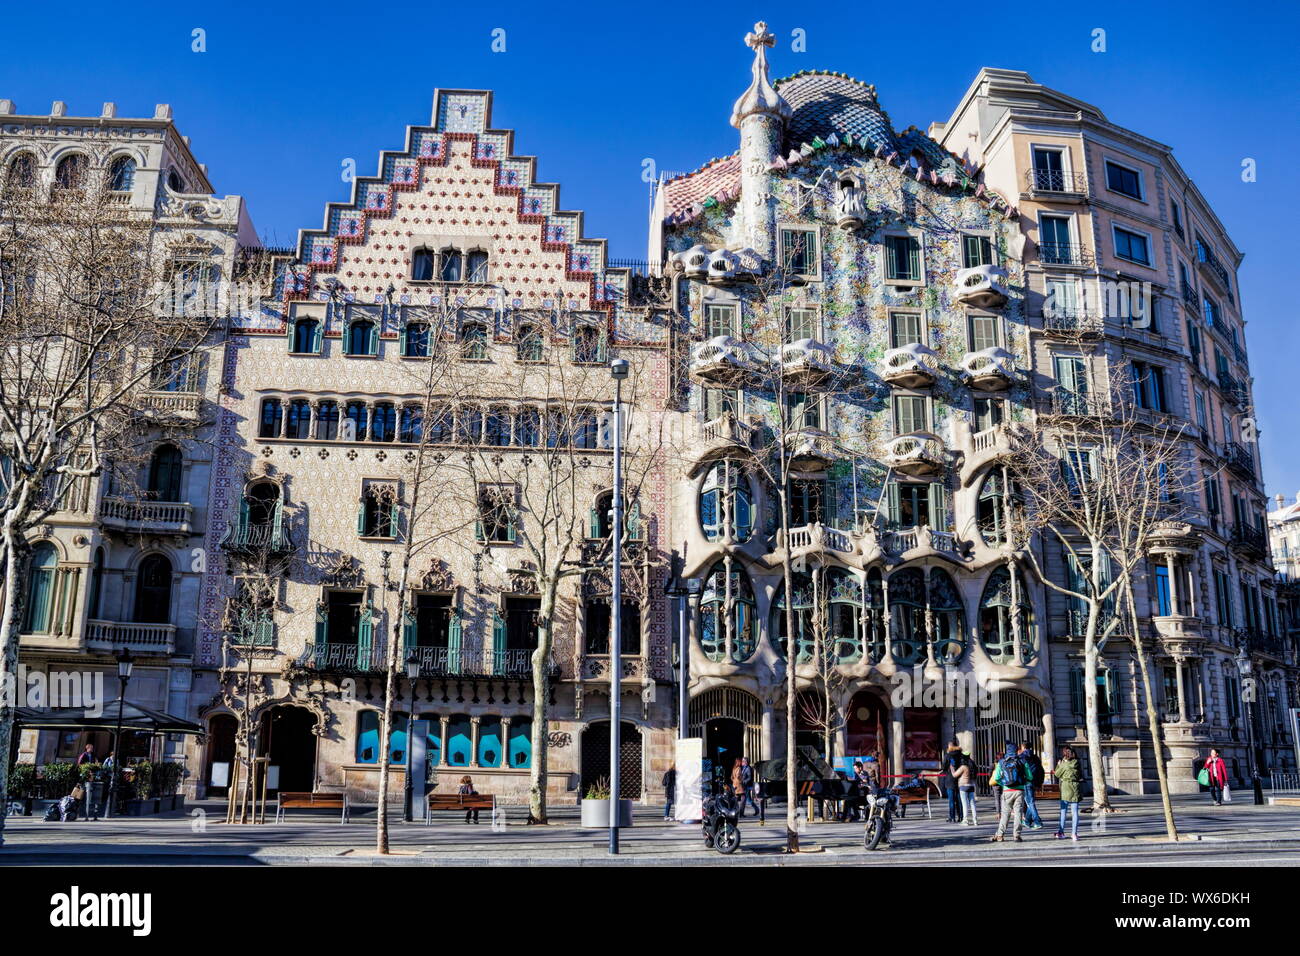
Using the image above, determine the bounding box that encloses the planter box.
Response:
[580,798,633,828]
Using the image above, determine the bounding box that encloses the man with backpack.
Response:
[1018,742,1046,830]
[990,741,1029,842]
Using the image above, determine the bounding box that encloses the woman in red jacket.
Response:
[1203,748,1229,806]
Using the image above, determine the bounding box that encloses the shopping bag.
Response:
[1222,784,1232,803]
[1196,768,1210,787]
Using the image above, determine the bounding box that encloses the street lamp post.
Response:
[1235,644,1266,805]
[104,647,134,819]
[404,650,420,822]
[608,357,629,855]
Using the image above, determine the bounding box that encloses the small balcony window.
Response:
[885,234,922,282]
[108,156,136,193]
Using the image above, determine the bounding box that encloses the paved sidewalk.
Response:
[3,793,1299,865]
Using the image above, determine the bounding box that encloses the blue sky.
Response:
[3,1,1298,496]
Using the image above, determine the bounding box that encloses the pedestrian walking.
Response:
[990,741,1028,842]
[1053,746,1082,841]
[737,756,759,817]
[662,764,677,821]
[459,775,480,823]
[1200,748,1229,806]
[950,749,978,825]
[76,744,95,766]
[1018,742,1045,830]
[944,740,963,823]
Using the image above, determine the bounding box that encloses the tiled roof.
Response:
[776,72,898,153]
[661,153,741,219]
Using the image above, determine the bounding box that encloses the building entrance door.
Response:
[259,706,317,794]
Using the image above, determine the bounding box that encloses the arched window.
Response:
[699,459,753,543]
[258,398,283,439]
[344,401,368,441]
[516,324,542,362]
[700,562,758,663]
[166,169,185,192]
[286,399,311,440]
[827,568,864,663]
[515,407,541,446]
[89,547,106,620]
[54,154,87,191]
[4,152,35,189]
[461,321,488,360]
[477,715,503,767]
[411,248,435,281]
[315,401,339,440]
[508,718,533,768]
[465,250,489,283]
[977,471,1019,547]
[370,403,396,443]
[445,715,472,766]
[888,567,927,666]
[929,568,967,664]
[355,711,409,764]
[485,406,512,446]
[456,405,482,444]
[108,156,136,192]
[979,566,1036,665]
[345,318,377,356]
[571,408,599,449]
[402,322,429,357]
[428,404,453,443]
[134,554,173,624]
[24,543,58,633]
[439,248,463,282]
[772,571,816,663]
[865,568,887,663]
[147,445,183,501]
[399,405,423,443]
[291,317,320,354]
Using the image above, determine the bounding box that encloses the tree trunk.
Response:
[778,484,799,851]
[1124,573,1178,841]
[375,600,398,854]
[0,522,29,847]
[528,588,555,824]
[1082,607,1112,810]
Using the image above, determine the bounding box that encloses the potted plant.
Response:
[579,776,633,828]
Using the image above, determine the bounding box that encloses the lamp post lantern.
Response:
[608,357,629,854]
[1235,644,1266,805]
[105,646,134,819]
[404,650,420,822]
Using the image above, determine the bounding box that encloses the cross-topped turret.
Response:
[745,21,775,51]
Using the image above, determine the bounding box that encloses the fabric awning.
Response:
[14,698,204,736]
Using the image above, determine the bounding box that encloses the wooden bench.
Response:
[425,792,496,824]
[275,791,349,824]
[894,787,935,819]
[1035,784,1062,801]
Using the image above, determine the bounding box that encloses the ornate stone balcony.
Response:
[700,411,758,450]
[98,496,194,536]
[881,343,941,388]
[784,427,838,470]
[953,264,1009,308]
[85,620,176,656]
[959,347,1016,391]
[779,338,834,387]
[882,432,945,477]
[882,525,960,559]
[785,522,856,558]
[690,335,753,387]
[141,390,201,421]
[669,243,761,284]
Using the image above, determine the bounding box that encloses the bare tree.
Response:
[0,182,226,843]
[794,563,849,764]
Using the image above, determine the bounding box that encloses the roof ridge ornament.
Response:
[730,21,792,129]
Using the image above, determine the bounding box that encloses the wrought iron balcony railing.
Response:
[1025,168,1088,194]
[1037,242,1094,268]
[1041,310,1103,336]
[1224,441,1256,480]
[1230,522,1267,557]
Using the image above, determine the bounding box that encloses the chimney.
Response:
[0,100,15,115]
[154,104,172,121]
[50,101,66,117]
[101,102,116,118]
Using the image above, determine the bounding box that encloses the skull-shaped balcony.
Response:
[883,432,945,477]
[953,264,1009,308]
[690,336,753,388]
[881,343,941,389]
[779,338,834,388]
[673,243,712,281]
[959,347,1016,391]
[706,247,761,285]
[784,428,838,470]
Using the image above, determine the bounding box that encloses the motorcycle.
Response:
[702,783,742,854]
[863,788,898,850]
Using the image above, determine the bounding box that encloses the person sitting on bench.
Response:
[459,775,480,824]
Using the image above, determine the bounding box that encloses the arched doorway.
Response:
[689,686,763,784]
[975,689,1045,774]
[259,706,317,794]
[845,690,890,778]
[205,714,237,796]
[580,720,643,799]
[134,554,172,624]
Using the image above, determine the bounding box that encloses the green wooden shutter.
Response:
[311,321,322,354]
[886,481,901,528]
[367,322,379,355]
[398,323,408,357]
[1103,668,1118,716]
[357,603,374,669]
[448,610,462,672]
[928,482,949,531]
[492,612,506,674]
[388,499,400,539]
[402,607,416,659]
[589,506,600,539]
[271,500,284,548]
[342,321,353,356]
[357,498,367,535]
[236,496,250,544]
[314,601,328,664]
[1069,668,1084,715]
[627,499,642,540]
[907,236,920,280]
